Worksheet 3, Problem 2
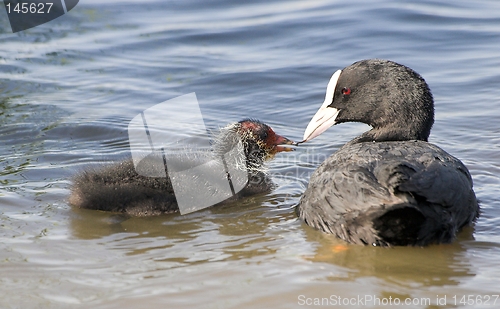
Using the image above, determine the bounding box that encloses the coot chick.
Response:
[296,59,478,246]
[70,119,295,216]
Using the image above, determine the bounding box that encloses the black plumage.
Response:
[297,59,478,246]
[70,119,294,216]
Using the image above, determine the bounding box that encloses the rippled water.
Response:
[1,0,500,308]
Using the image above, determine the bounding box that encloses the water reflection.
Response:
[302,224,476,287]
[69,192,298,263]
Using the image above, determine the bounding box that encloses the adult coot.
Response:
[296,59,478,246]
[70,119,295,216]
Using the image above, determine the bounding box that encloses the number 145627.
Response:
[5,2,53,14]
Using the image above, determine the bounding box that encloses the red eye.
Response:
[341,87,351,95]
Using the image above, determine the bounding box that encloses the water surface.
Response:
[1,0,500,308]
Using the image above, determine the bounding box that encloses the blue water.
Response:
[1,0,500,308]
